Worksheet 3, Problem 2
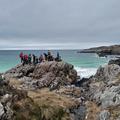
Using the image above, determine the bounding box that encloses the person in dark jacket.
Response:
[47,50,54,61]
[35,56,39,64]
[44,53,48,61]
[28,54,32,64]
[55,52,62,62]
[39,55,43,63]
[32,54,36,65]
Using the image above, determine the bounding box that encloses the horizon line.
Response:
[0,44,119,50]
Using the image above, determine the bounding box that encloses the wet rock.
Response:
[75,78,89,87]
[108,58,120,66]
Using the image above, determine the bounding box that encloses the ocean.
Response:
[0,50,112,78]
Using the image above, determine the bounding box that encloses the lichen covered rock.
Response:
[3,61,77,90]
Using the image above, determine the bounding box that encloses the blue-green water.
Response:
[0,50,111,77]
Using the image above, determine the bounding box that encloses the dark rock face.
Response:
[3,61,77,90]
[96,50,111,57]
[108,58,120,66]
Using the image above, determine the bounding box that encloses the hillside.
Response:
[79,45,120,56]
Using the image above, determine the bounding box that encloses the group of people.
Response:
[19,50,62,65]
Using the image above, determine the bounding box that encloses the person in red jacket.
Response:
[24,54,28,64]
[19,52,23,63]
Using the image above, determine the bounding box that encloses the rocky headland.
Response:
[0,61,82,120]
[79,45,120,57]
[0,60,120,120]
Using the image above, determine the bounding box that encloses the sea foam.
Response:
[75,67,97,78]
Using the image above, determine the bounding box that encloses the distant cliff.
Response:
[79,45,120,56]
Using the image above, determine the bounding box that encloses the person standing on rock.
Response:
[55,52,62,62]
[47,50,54,61]
[32,54,36,65]
[22,54,27,66]
[44,53,48,61]
[19,52,24,63]
[39,55,43,63]
[35,56,39,64]
[24,54,28,64]
[28,54,32,64]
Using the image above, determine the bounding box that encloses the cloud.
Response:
[0,0,120,49]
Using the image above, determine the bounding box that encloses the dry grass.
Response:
[28,88,79,109]
[57,86,81,98]
[9,78,23,88]
[85,101,101,120]
[9,80,80,120]
[12,95,71,120]
[108,105,120,120]
[11,88,80,120]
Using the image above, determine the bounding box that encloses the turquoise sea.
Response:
[0,50,113,78]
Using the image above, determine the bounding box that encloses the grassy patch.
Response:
[12,88,76,120]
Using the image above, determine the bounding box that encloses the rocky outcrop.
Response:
[3,61,77,90]
[86,63,120,119]
[1,59,120,120]
[0,61,85,120]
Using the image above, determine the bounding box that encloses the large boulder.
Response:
[98,85,120,108]
[3,61,77,90]
[94,64,120,83]
[86,63,120,119]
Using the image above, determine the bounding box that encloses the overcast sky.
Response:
[0,0,120,49]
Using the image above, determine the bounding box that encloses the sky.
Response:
[0,0,120,50]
